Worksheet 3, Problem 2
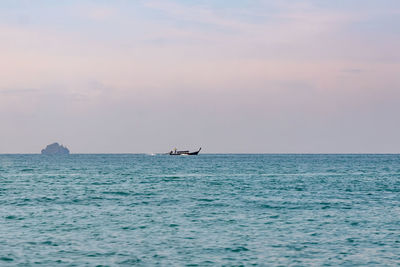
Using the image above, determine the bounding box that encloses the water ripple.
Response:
[0,154,399,265]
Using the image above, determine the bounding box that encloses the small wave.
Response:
[41,241,58,246]
[86,251,116,257]
[259,204,284,209]
[162,176,182,182]
[118,258,142,265]
[5,215,24,220]
[102,191,130,196]
[0,257,13,262]
[121,226,137,230]
[225,246,249,253]
[21,168,34,172]
[196,198,214,202]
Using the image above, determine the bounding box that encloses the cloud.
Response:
[341,69,364,74]
[0,88,39,95]
[1,0,400,152]
[71,4,118,21]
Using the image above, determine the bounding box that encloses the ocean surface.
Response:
[0,154,399,266]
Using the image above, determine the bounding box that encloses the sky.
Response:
[1,0,400,153]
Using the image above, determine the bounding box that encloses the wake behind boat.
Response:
[169,147,201,155]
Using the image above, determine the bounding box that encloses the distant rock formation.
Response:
[41,143,70,155]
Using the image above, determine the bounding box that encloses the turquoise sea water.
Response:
[0,154,399,266]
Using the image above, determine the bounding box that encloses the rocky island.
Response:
[41,143,70,155]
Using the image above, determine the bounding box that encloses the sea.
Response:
[0,154,399,266]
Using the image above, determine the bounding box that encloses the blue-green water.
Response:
[1,154,399,266]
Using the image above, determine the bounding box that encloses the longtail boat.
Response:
[169,147,201,155]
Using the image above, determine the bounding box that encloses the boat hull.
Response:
[169,148,201,155]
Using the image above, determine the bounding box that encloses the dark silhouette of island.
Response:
[41,143,70,155]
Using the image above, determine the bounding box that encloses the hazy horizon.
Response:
[2,152,400,155]
[1,0,400,153]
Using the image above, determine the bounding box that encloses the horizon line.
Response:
[1,153,400,155]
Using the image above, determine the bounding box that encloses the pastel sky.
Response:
[1,0,400,153]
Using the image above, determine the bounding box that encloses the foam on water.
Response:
[0,154,399,265]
